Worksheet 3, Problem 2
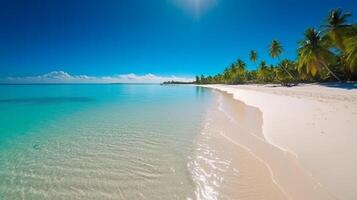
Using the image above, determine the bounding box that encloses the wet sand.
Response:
[190,91,287,199]
[194,84,357,199]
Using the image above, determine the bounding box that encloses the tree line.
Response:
[196,9,357,85]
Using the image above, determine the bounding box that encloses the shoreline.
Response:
[190,91,287,199]
[198,84,357,199]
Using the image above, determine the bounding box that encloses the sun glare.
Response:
[173,0,217,18]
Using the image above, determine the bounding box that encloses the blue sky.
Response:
[0,0,356,82]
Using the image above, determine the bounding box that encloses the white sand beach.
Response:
[200,84,357,200]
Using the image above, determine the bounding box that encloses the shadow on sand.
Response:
[319,82,357,90]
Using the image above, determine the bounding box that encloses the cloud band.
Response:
[0,71,194,84]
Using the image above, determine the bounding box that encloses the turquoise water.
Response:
[0,84,215,199]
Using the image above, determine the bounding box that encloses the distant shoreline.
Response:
[164,81,357,90]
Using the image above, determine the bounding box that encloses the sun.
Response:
[173,0,217,18]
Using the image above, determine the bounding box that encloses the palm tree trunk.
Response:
[278,56,297,82]
[283,66,295,80]
[242,72,247,84]
[322,63,342,82]
[255,61,259,83]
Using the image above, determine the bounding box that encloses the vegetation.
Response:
[196,8,357,85]
[162,80,194,84]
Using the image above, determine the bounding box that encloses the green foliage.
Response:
[323,8,352,51]
[297,28,337,76]
[269,40,283,59]
[276,60,298,82]
[249,50,258,63]
[344,36,357,71]
[195,8,356,85]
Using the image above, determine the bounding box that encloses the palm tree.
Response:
[323,8,352,51]
[236,59,246,71]
[269,40,295,80]
[297,28,341,81]
[229,63,238,74]
[249,50,258,68]
[277,59,297,82]
[235,59,247,83]
[269,40,283,59]
[200,75,205,84]
[223,68,231,83]
[195,76,200,84]
[344,35,357,71]
[257,61,268,82]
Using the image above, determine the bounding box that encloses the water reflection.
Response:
[196,86,209,97]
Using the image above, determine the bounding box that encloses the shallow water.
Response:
[1,84,295,199]
[189,91,287,200]
[0,84,215,199]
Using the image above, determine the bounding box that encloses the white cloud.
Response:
[0,71,194,84]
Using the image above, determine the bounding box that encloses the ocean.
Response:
[0,84,216,199]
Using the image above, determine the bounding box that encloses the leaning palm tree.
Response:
[344,35,357,71]
[297,28,341,81]
[323,8,352,51]
[249,50,258,68]
[269,40,295,80]
[277,59,298,83]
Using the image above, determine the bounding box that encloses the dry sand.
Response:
[200,84,357,200]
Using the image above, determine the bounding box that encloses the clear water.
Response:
[0,84,215,199]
